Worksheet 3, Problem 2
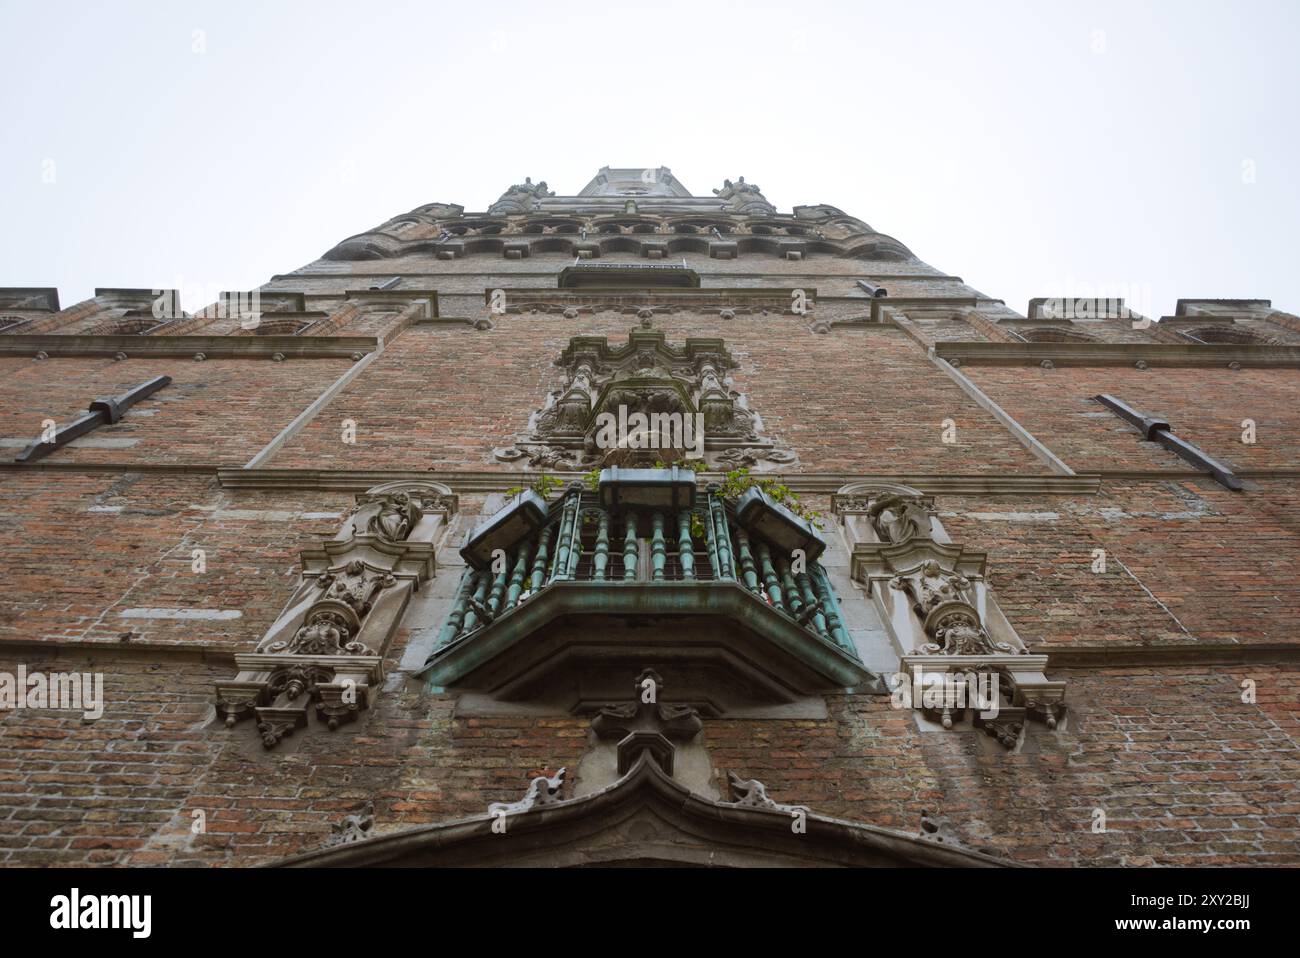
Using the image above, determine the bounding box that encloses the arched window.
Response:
[1177,325,1275,345]
[1015,327,1102,344]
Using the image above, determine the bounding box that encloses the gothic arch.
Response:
[531,237,576,254]
[666,236,710,255]
[1015,327,1102,344]
[461,237,505,255]
[275,754,1011,868]
[1178,325,1278,345]
[598,235,641,254]
[83,316,159,336]
[737,236,781,256]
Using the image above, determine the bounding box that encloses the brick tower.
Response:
[1,168,1297,867]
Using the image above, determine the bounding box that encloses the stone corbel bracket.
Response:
[838,485,1065,748]
[898,654,1067,749]
[215,481,455,748]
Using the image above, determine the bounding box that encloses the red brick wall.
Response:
[267,317,1046,474]
[0,356,353,466]
[964,365,1298,472]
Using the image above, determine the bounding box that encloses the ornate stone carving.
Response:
[488,177,555,214]
[591,669,704,775]
[979,715,1024,749]
[890,561,1019,656]
[215,482,454,749]
[509,330,795,470]
[326,801,375,846]
[270,609,371,656]
[867,493,936,544]
[255,706,308,749]
[488,768,567,818]
[367,492,422,542]
[923,606,1018,657]
[317,560,396,621]
[713,177,776,215]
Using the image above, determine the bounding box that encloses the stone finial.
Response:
[725,772,809,817]
[487,768,567,818]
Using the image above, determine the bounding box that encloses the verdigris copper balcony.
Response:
[597,466,696,511]
[734,486,827,562]
[420,481,878,712]
[459,488,548,570]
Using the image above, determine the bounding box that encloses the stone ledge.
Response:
[1034,643,1300,666]
[0,638,238,665]
[20,464,1300,493]
[214,468,1104,496]
[0,334,379,359]
[935,341,1300,367]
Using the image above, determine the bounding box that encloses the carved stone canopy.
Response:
[505,329,795,470]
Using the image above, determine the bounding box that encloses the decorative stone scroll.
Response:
[838,483,1066,749]
[215,481,456,749]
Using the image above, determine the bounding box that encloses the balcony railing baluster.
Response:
[623,513,639,581]
[756,541,785,612]
[812,564,853,654]
[551,488,580,584]
[651,512,667,581]
[593,509,610,581]
[504,539,531,611]
[677,510,695,580]
[735,528,760,594]
[530,525,552,592]
[438,568,477,647]
[794,571,828,638]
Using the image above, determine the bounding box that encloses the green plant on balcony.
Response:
[715,467,823,530]
[504,473,565,500]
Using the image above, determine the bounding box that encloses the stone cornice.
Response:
[0,334,378,360]
[935,341,1300,367]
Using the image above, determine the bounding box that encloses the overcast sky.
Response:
[2,0,1297,319]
